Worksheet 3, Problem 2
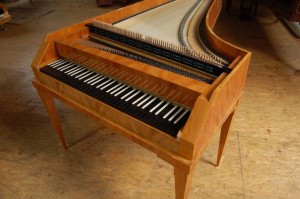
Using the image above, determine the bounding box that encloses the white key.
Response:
[50,60,67,68]
[110,84,127,95]
[115,86,131,97]
[90,76,106,86]
[137,95,152,107]
[168,107,183,121]
[100,80,116,90]
[67,67,82,76]
[163,105,178,119]
[79,71,94,80]
[106,83,122,93]
[155,102,169,115]
[64,65,81,74]
[49,59,65,66]
[96,79,111,88]
[56,63,67,70]
[174,109,189,124]
[142,97,157,109]
[125,90,140,102]
[69,68,85,76]
[150,100,164,113]
[84,74,99,83]
[132,93,148,105]
[121,89,136,99]
[57,62,72,70]
[86,75,101,83]
[60,64,76,72]
[52,61,68,68]
[75,70,91,78]
[49,59,63,65]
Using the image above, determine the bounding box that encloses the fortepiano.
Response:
[31,0,251,198]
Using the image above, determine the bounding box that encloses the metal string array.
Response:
[93,20,223,68]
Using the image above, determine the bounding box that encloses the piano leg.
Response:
[174,167,195,199]
[35,86,67,149]
[216,109,236,167]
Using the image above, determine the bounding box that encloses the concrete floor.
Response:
[0,0,300,198]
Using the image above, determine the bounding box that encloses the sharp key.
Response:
[155,102,169,115]
[49,59,66,67]
[168,107,183,122]
[114,85,131,97]
[132,93,148,105]
[106,82,122,93]
[110,84,127,95]
[120,88,136,100]
[137,95,153,107]
[125,90,141,102]
[173,109,189,124]
[149,100,164,113]
[142,97,157,109]
[163,105,178,119]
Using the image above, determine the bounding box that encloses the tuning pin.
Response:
[179,46,182,53]
[206,55,210,61]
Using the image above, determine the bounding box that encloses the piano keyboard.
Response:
[40,59,191,137]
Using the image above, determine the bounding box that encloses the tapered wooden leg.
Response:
[174,167,195,199]
[216,110,236,167]
[37,88,67,149]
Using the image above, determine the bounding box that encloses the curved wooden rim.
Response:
[205,0,249,61]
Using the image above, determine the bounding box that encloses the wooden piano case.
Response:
[31,0,251,198]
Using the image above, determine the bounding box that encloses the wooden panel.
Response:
[34,72,181,155]
[179,54,251,160]
[52,39,210,107]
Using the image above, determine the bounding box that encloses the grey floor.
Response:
[0,0,300,198]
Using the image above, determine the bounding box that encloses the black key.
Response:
[41,59,191,137]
